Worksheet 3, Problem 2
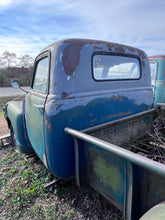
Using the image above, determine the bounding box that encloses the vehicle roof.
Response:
[36,38,150,97]
[149,55,165,60]
[40,38,146,58]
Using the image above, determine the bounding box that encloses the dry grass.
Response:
[0,96,123,219]
[0,145,123,220]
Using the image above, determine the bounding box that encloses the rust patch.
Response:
[107,114,116,119]
[45,120,52,133]
[112,95,118,100]
[107,111,132,119]
[50,103,59,111]
[118,111,132,117]
[149,55,165,60]
[119,96,123,103]
[50,105,54,111]
[91,119,97,123]
[62,91,69,99]
[142,60,145,68]
[94,46,103,50]
[47,122,52,133]
[112,95,123,102]
[63,40,86,76]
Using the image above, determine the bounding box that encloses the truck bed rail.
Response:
[65,127,165,178]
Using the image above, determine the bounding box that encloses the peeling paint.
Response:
[112,95,123,102]
[113,95,118,101]
[119,96,123,103]
[45,120,52,133]
[93,156,122,192]
[107,111,132,119]
[62,91,69,99]
[149,55,165,60]
[91,119,97,123]
[94,46,103,50]
[62,39,147,76]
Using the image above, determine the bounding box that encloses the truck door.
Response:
[25,53,50,163]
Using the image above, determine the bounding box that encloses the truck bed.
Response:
[65,105,165,219]
[84,106,165,165]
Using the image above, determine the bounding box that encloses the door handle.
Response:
[33,104,44,109]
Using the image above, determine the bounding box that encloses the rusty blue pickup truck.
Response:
[4,39,165,219]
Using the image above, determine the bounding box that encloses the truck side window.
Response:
[33,57,49,93]
[93,54,140,81]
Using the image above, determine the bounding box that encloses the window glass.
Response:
[150,62,157,87]
[33,57,49,93]
[93,55,140,80]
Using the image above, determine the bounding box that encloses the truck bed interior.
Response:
[86,106,165,164]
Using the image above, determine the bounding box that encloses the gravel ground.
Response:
[0,114,9,136]
[0,87,29,97]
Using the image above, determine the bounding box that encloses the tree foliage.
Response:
[0,51,34,87]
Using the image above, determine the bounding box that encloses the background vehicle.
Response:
[149,55,165,105]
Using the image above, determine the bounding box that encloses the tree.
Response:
[0,51,34,87]
[1,51,17,69]
[18,54,34,86]
[19,54,34,68]
[0,68,10,86]
[1,51,17,82]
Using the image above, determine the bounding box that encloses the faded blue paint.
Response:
[4,39,153,179]
[45,94,153,178]
[4,100,34,154]
[87,145,126,211]
[149,55,165,105]
[25,90,47,163]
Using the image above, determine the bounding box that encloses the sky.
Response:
[0,0,165,58]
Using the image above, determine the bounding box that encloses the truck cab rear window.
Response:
[93,54,140,81]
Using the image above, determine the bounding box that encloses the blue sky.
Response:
[0,0,165,58]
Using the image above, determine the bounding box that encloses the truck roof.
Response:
[149,55,165,60]
[40,38,147,62]
[37,38,150,97]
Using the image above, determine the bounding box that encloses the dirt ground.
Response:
[0,114,9,136]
